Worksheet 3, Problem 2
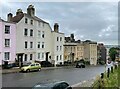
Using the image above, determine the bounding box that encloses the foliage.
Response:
[92,65,119,88]
[109,47,118,61]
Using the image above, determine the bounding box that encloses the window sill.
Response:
[30,48,34,50]
[4,46,10,48]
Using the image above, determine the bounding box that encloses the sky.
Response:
[0,0,118,45]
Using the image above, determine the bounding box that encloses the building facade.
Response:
[83,40,97,65]
[8,5,64,66]
[97,43,107,64]
[51,23,64,65]
[64,34,97,65]
[76,43,84,60]
[0,18,16,65]
[64,43,77,62]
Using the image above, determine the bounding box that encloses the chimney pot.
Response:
[16,9,23,15]
[27,5,35,17]
[54,23,59,32]
[7,13,13,22]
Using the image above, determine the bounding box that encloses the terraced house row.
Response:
[0,5,64,66]
[0,5,98,66]
[64,34,97,65]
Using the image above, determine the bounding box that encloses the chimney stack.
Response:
[16,9,23,15]
[27,5,35,17]
[54,23,59,32]
[7,13,13,22]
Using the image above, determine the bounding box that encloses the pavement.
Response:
[72,75,99,88]
[1,66,64,74]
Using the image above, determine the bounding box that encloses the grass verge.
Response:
[92,65,120,88]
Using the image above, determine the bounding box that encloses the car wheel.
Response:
[26,69,30,72]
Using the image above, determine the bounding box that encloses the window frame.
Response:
[57,37,59,41]
[25,18,28,24]
[24,28,28,36]
[42,31,44,38]
[30,54,33,60]
[30,20,33,25]
[30,42,33,49]
[38,53,41,59]
[42,42,44,48]
[38,42,40,48]
[24,54,27,61]
[5,39,10,47]
[60,37,62,41]
[57,46,59,51]
[5,25,10,34]
[42,53,44,59]
[4,52,10,60]
[25,41,28,49]
[30,29,33,36]
[56,56,59,61]
[38,30,41,38]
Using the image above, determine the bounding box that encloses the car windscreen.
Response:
[23,63,31,66]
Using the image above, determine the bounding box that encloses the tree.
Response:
[109,47,118,61]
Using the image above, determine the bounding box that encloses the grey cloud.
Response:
[1,2,118,45]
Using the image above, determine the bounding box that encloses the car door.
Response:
[35,63,40,70]
[30,64,36,71]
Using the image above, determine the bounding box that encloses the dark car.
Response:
[32,81,72,89]
[76,62,85,68]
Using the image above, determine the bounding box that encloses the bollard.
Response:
[101,73,104,79]
[107,68,110,78]
[111,66,113,73]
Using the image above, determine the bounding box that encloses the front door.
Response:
[17,54,23,67]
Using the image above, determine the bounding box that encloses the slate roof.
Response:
[11,13,48,24]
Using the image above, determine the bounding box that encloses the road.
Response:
[2,65,106,87]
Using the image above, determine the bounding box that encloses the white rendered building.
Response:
[9,5,64,66]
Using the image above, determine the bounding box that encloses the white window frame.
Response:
[25,18,28,24]
[42,42,44,48]
[24,28,28,36]
[30,29,33,37]
[30,54,33,60]
[38,53,41,59]
[38,42,40,48]
[30,42,33,49]
[25,41,28,49]
[5,25,10,34]
[42,31,44,38]
[38,30,41,38]
[42,53,44,59]
[24,54,27,61]
[4,52,10,60]
[5,39,10,47]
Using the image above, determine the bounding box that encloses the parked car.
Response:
[76,62,85,68]
[20,63,41,72]
[2,63,18,69]
[32,81,72,89]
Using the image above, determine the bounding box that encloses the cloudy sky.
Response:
[0,1,118,45]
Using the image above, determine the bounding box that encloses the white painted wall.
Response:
[52,32,64,65]
[16,14,65,65]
